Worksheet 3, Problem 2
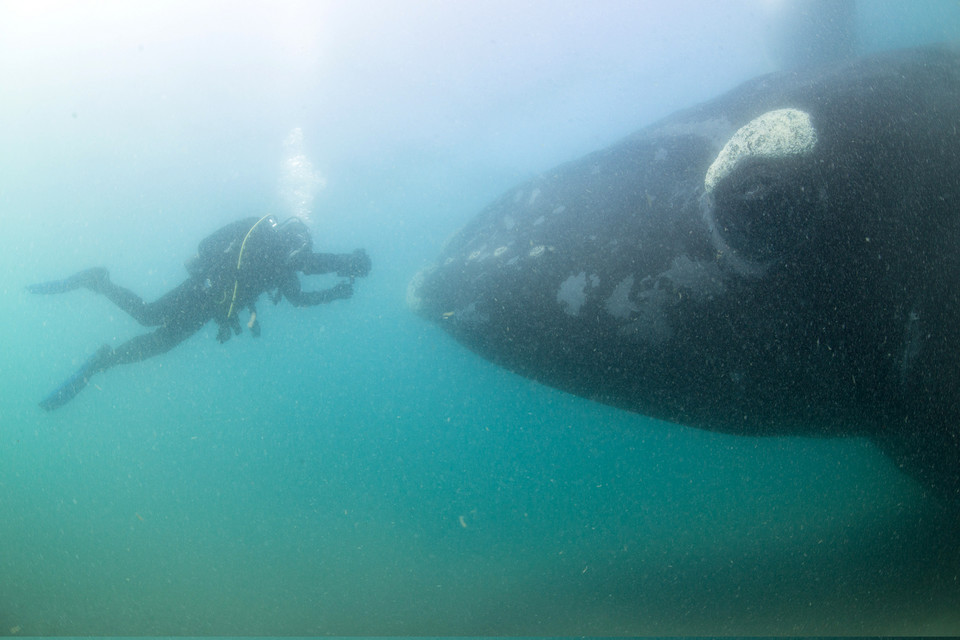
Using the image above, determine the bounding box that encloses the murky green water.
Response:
[2,1,958,635]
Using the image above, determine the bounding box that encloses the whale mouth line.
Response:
[700,192,773,279]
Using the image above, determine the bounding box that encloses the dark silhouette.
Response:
[28,215,371,410]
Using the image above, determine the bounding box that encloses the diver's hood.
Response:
[276,216,313,260]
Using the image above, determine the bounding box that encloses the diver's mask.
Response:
[276,217,313,261]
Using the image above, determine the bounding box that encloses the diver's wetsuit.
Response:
[28,216,371,410]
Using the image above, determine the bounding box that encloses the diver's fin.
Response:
[26,279,79,295]
[39,370,91,411]
[26,268,109,295]
[39,345,112,411]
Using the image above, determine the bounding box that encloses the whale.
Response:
[409,45,960,503]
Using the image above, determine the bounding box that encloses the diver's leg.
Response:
[104,278,212,327]
[26,267,159,324]
[38,310,209,411]
[105,322,201,367]
[90,277,157,324]
[29,268,204,328]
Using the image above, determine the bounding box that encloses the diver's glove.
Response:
[330,280,354,300]
[336,249,371,279]
[216,317,243,344]
[248,307,261,338]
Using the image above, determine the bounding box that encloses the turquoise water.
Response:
[2,1,959,635]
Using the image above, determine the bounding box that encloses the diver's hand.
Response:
[216,317,242,344]
[331,280,354,300]
[337,249,371,279]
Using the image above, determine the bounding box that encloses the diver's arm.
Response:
[292,252,342,275]
[279,271,353,307]
[293,249,371,278]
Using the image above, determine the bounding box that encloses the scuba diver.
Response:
[27,215,371,411]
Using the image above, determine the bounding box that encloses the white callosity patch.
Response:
[558,272,588,316]
[661,255,725,301]
[602,256,724,347]
[466,186,561,266]
[604,274,672,345]
[704,108,817,193]
[604,256,722,320]
[557,271,599,316]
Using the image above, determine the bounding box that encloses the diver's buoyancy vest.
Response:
[186,215,280,319]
